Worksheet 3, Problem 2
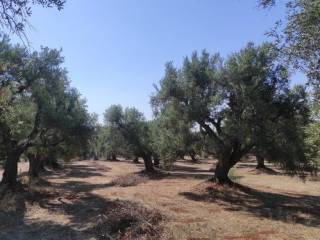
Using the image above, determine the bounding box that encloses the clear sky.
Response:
[14,0,305,120]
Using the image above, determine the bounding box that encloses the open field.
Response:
[0,159,319,240]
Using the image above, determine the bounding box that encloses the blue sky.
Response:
[13,0,305,120]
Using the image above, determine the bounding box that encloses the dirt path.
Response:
[0,159,319,240]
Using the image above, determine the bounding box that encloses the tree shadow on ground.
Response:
[157,162,215,180]
[0,220,89,240]
[0,184,91,240]
[44,163,111,180]
[0,164,165,240]
[180,182,320,227]
[28,176,167,239]
[236,163,281,175]
[175,158,215,165]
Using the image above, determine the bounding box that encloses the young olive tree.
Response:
[152,43,310,184]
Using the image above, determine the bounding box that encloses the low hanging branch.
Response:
[0,0,65,39]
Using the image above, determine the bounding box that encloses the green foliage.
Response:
[152,43,311,181]
[149,114,180,169]
[104,105,153,159]
[305,104,320,169]
[0,0,65,37]
[261,0,320,93]
[0,34,93,178]
[150,102,202,169]
[260,0,320,172]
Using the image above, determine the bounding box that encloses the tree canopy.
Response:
[260,0,320,96]
[0,34,93,185]
[152,43,311,184]
[104,105,155,172]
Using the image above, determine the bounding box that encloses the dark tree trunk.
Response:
[177,151,185,160]
[213,161,233,184]
[256,155,265,169]
[28,154,42,178]
[39,160,46,172]
[189,150,197,162]
[142,154,154,173]
[213,150,243,185]
[112,154,116,161]
[46,155,61,169]
[153,155,160,167]
[133,156,139,163]
[1,151,21,186]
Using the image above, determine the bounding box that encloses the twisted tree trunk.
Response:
[213,160,233,185]
[1,150,22,186]
[28,154,42,178]
[189,150,197,162]
[142,153,154,173]
[153,155,160,167]
[212,148,245,185]
[133,156,139,163]
[256,155,265,169]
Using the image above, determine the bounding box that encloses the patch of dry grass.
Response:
[91,200,170,240]
[110,174,148,187]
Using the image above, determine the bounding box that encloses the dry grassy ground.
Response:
[0,158,319,240]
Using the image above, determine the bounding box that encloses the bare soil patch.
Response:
[0,159,319,240]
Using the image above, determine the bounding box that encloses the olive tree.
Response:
[305,103,320,169]
[152,43,310,184]
[260,0,320,95]
[0,35,92,185]
[150,102,202,169]
[259,0,320,172]
[27,88,94,178]
[104,105,155,172]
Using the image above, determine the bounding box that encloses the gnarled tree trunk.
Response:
[142,153,154,173]
[177,151,185,160]
[1,150,22,186]
[189,150,197,162]
[153,154,160,167]
[213,149,243,185]
[28,154,43,178]
[133,156,139,163]
[213,161,233,184]
[45,155,60,169]
[256,155,265,169]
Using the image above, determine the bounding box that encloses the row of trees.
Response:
[0,0,319,187]
[90,104,202,172]
[90,42,318,184]
[89,0,320,184]
[0,35,94,186]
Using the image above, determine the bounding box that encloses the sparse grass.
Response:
[110,174,148,187]
[228,168,242,183]
[169,222,217,240]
